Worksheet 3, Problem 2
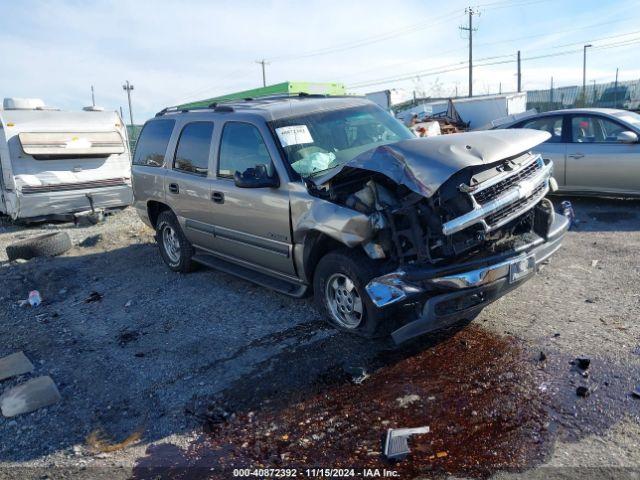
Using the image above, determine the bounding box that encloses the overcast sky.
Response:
[1,0,639,122]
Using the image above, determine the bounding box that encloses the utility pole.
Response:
[255,59,270,87]
[614,67,619,107]
[550,76,554,104]
[91,85,95,107]
[122,80,135,127]
[582,44,592,103]
[459,7,479,97]
[517,50,522,93]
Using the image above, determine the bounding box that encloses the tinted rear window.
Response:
[133,119,175,167]
[173,122,214,175]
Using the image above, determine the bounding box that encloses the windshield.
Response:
[270,104,414,178]
[612,110,640,129]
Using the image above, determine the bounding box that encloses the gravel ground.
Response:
[0,196,638,479]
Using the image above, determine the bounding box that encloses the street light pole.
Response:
[582,44,592,101]
[122,80,135,127]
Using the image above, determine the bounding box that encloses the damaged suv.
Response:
[132,95,568,343]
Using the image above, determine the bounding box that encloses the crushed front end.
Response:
[307,130,569,343]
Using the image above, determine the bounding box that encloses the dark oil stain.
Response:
[587,210,637,223]
[133,326,553,479]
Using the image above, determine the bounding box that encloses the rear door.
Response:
[514,115,567,186]
[207,121,295,276]
[163,120,217,249]
[565,114,640,195]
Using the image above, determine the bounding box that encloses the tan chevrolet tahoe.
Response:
[132,95,568,343]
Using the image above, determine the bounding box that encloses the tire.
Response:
[6,232,72,261]
[155,210,196,273]
[313,248,387,338]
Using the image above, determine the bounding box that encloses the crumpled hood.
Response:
[312,129,550,197]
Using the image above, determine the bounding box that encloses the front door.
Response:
[566,114,640,195]
[208,121,295,277]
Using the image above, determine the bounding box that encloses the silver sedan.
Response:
[501,108,640,197]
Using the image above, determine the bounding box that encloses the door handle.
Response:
[211,191,225,204]
[168,183,179,194]
[568,153,585,159]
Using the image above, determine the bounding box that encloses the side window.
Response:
[571,116,626,143]
[520,116,563,143]
[218,122,274,177]
[132,119,175,167]
[173,122,214,176]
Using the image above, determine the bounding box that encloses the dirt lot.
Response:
[0,197,639,479]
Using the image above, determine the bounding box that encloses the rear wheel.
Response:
[313,248,388,338]
[155,210,196,273]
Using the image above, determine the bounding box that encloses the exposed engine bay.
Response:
[304,130,555,269]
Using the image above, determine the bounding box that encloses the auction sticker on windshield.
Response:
[276,125,314,147]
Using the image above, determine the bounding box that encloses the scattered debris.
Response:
[0,351,34,381]
[573,357,591,370]
[343,365,370,385]
[436,451,448,458]
[383,426,430,460]
[538,351,547,362]
[124,300,133,308]
[396,394,421,408]
[118,329,140,346]
[75,211,104,227]
[86,427,143,453]
[28,290,42,307]
[591,259,599,268]
[631,387,640,399]
[0,376,61,417]
[85,291,103,303]
[576,386,590,398]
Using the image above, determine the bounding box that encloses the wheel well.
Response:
[303,232,345,285]
[147,201,170,229]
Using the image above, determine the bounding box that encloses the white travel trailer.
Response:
[0,98,133,221]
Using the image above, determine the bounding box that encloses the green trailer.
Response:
[178,81,346,109]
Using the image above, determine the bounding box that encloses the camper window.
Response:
[19,131,125,159]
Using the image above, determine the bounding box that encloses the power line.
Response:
[348,29,640,90]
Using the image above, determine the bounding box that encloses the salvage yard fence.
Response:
[527,79,640,113]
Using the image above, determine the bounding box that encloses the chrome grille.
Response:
[485,182,547,227]
[473,158,543,205]
[441,155,552,236]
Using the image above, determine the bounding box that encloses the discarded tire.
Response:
[6,232,72,261]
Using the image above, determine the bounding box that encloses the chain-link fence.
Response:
[527,79,640,113]
[126,125,143,154]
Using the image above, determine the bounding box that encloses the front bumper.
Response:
[366,210,569,344]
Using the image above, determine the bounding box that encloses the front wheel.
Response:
[313,248,388,338]
[155,210,196,273]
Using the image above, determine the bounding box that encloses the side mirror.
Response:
[234,164,280,188]
[617,131,638,144]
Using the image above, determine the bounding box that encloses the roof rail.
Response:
[159,91,336,116]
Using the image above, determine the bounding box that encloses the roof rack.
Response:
[156,92,336,117]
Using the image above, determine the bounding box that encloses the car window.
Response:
[132,119,175,167]
[519,117,563,143]
[270,104,413,178]
[173,122,214,176]
[571,116,627,143]
[218,122,274,177]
